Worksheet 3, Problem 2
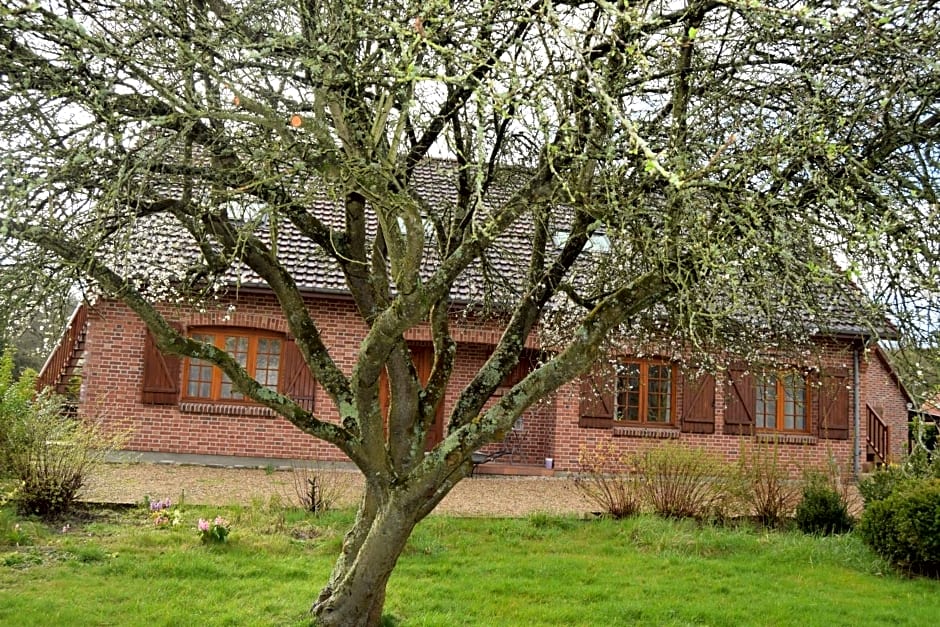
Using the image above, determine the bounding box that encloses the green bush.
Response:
[857,479,940,577]
[858,465,912,505]
[794,477,852,535]
[858,446,940,506]
[0,348,38,472]
[635,442,731,520]
[0,349,124,518]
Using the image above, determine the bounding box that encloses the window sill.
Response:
[179,401,277,418]
[755,433,817,446]
[612,426,679,440]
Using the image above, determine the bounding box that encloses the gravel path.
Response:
[84,462,596,517]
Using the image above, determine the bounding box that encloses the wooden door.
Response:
[379,344,444,450]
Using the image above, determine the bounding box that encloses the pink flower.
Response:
[197,518,210,532]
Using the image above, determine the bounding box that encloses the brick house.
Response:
[37,164,911,477]
[38,283,910,478]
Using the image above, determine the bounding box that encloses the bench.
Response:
[470,428,521,476]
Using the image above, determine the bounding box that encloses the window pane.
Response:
[647,365,672,423]
[783,375,806,431]
[756,380,776,429]
[187,334,215,399]
[220,336,249,399]
[616,363,641,421]
[255,338,282,389]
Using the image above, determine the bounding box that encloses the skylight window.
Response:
[586,233,611,252]
[552,230,611,253]
[395,216,436,241]
[221,200,267,224]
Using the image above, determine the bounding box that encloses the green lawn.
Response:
[2,504,938,626]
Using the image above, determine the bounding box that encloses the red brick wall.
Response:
[79,295,909,473]
[82,295,346,460]
[79,294,556,463]
[551,340,909,475]
[862,348,910,462]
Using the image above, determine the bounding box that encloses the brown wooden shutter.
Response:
[724,366,755,435]
[412,345,433,384]
[680,372,715,434]
[579,362,616,428]
[279,339,316,411]
[817,367,850,440]
[141,324,182,405]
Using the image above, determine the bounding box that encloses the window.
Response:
[552,230,611,252]
[183,329,282,402]
[755,373,808,432]
[615,360,676,425]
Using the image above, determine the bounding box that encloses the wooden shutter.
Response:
[579,362,616,428]
[141,324,182,405]
[279,339,316,411]
[817,367,850,440]
[724,366,755,435]
[412,345,433,384]
[680,372,715,434]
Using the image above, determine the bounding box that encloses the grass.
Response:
[1,502,939,626]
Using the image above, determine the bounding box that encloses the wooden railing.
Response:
[866,404,890,465]
[36,303,87,393]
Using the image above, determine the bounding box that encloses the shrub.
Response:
[0,349,125,518]
[795,474,853,535]
[858,446,940,506]
[904,443,940,480]
[858,464,912,505]
[734,440,800,528]
[572,442,641,519]
[635,442,730,520]
[857,479,940,576]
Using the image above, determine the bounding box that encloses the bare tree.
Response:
[2,1,939,624]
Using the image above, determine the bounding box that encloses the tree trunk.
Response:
[311,485,424,627]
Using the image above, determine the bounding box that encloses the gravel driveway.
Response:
[84,462,596,517]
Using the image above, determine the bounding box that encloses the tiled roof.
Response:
[115,158,891,340]
[117,159,537,305]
